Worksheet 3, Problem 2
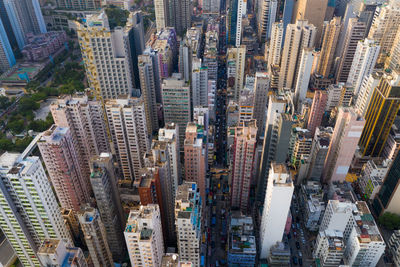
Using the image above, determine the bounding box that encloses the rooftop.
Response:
[38,239,60,254]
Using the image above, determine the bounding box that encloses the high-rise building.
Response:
[124,205,164,267]
[290,128,313,168]
[158,123,181,194]
[281,0,294,43]
[138,49,161,134]
[227,45,246,101]
[105,97,150,181]
[0,0,16,48]
[167,0,191,35]
[279,20,316,89]
[184,123,207,201]
[347,38,380,95]
[355,71,383,117]
[0,152,72,266]
[322,107,365,183]
[154,0,168,32]
[231,120,257,213]
[389,230,400,267]
[202,0,220,13]
[55,0,100,9]
[252,72,270,139]
[203,29,218,80]
[267,22,283,69]
[78,207,114,266]
[50,94,110,163]
[382,118,400,161]
[294,48,314,110]
[179,39,191,83]
[90,153,126,261]
[145,141,177,246]
[0,18,15,73]
[372,150,400,216]
[3,0,46,49]
[387,26,400,72]
[162,73,191,147]
[358,158,391,200]
[335,18,366,83]
[359,73,400,157]
[175,182,202,266]
[307,90,328,136]
[257,0,278,41]
[317,16,341,78]
[257,92,293,201]
[292,0,328,44]
[76,11,144,100]
[228,213,257,266]
[232,0,246,46]
[38,239,88,267]
[307,127,332,180]
[192,58,209,107]
[61,208,80,242]
[367,0,400,64]
[313,230,345,267]
[325,83,343,112]
[38,126,91,211]
[260,163,294,259]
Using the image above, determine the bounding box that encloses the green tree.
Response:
[378,212,400,230]
[18,97,40,114]
[15,136,33,152]
[0,96,11,110]
[0,138,13,151]
[7,119,25,134]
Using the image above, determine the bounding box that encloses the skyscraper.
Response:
[231,120,257,213]
[168,0,191,35]
[38,126,91,211]
[367,0,400,64]
[138,49,161,135]
[175,182,202,266]
[359,73,400,157]
[50,94,110,163]
[347,38,380,95]
[184,122,207,201]
[307,127,332,180]
[192,58,209,107]
[227,45,246,101]
[267,22,283,69]
[316,16,341,78]
[162,73,191,147]
[260,163,294,259]
[292,0,328,44]
[76,11,144,101]
[252,72,270,139]
[0,18,15,73]
[335,18,366,83]
[387,26,400,72]
[0,152,72,266]
[154,0,168,32]
[124,205,164,267]
[90,153,126,261]
[105,97,150,181]
[307,90,328,136]
[294,48,314,110]
[78,207,114,266]
[257,0,278,41]
[322,107,365,183]
[3,0,47,49]
[279,20,316,89]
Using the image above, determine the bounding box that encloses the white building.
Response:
[78,207,114,266]
[257,0,277,41]
[0,152,72,266]
[124,205,164,267]
[175,182,202,266]
[158,123,181,197]
[154,0,167,31]
[267,22,283,69]
[325,83,343,112]
[388,230,400,267]
[192,58,209,107]
[314,230,345,267]
[105,97,150,181]
[294,48,314,110]
[347,39,380,95]
[355,71,383,117]
[38,239,87,267]
[358,159,391,200]
[260,163,294,259]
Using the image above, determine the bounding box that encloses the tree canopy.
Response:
[378,212,400,230]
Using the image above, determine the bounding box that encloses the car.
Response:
[297,223,300,228]
[287,233,291,239]
[299,258,303,266]
[298,251,302,257]
[296,241,300,249]
[292,256,298,265]
[211,241,215,248]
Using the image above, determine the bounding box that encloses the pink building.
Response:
[38,125,91,211]
[307,90,328,137]
[230,120,257,213]
[184,122,207,201]
[22,31,67,62]
[322,107,365,183]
